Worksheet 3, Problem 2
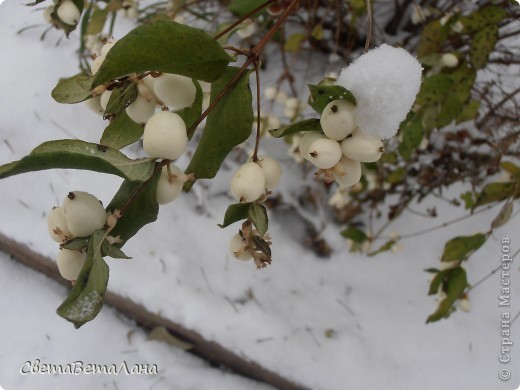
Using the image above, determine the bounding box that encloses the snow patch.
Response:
[336,44,423,139]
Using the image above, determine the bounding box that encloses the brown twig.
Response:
[213,0,277,41]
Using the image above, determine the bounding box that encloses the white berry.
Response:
[153,74,196,110]
[57,0,81,25]
[125,94,156,124]
[440,53,459,68]
[320,100,356,141]
[57,249,87,281]
[341,131,384,162]
[300,132,342,169]
[230,162,266,203]
[90,55,105,76]
[137,81,156,102]
[257,156,282,191]
[100,38,117,57]
[298,131,322,155]
[332,157,362,188]
[63,191,107,237]
[84,96,104,116]
[47,206,74,243]
[236,19,256,39]
[142,74,156,91]
[143,111,188,160]
[99,89,113,111]
[264,86,278,100]
[156,163,188,205]
[458,298,471,312]
[285,97,300,110]
[229,233,252,261]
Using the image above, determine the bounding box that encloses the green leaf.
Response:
[428,270,447,295]
[104,83,138,116]
[460,191,475,209]
[441,233,487,262]
[456,100,480,124]
[185,67,253,186]
[435,93,462,127]
[470,25,498,70]
[449,63,476,104]
[102,240,131,259]
[0,140,155,181]
[51,74,93,104]
[148,326,193,351]
[426,267,467,323]
[416,74,452,106]
[444,267,467,302]
[57,230,109,328]
[248,203,268,236]
[269,118,322,138]
[491,202,514,229]
[308,84,356,114]
[92,21,233,87]
[398,112,424,160]
[417,21,445,58]
[426,298,454,323]
[368,240,396,257]
[228,0,267,16]
[218,203,251,228]
[341,226,367,243]
[284,33,307,52]
[387,167,406,185]
[501,161,520,176]
[311,25,324,40]
[100,111,144,150]
[460,6,508,34]
[86,6,108,35]
[105,168,161,243]
[475,182,520,207]
[178,80,203,138]
[61,237,89,251]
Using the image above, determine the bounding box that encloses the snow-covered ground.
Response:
[1,2,519,390]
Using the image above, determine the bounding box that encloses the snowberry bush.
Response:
[2,0,518,327]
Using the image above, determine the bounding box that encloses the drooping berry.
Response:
[57,0,81,25]
[63,191,107,237]
[156,163,188,205]
[47,206,74,243]
[229,233,253,261]
[320,100,356,141]
[230,162,266,203]
[142,111,188,160]
[257,156,282,191]
[300,132,342,169]
[56,249,87,281]
[332,156,362,188]
[153,74,196,110]
[125,94,156,124]
[341,130,384,162]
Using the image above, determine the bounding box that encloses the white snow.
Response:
[0,3,519,390]
[336,44,423,139]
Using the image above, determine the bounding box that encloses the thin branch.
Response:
[364,0,372,52]
[213,0,276,41]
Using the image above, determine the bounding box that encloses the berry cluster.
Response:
[300,99,384,188]
[87,39,202,205]
[47,191,107,281]
[228,156,282,265]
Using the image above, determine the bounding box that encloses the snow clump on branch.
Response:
[335,44,423,139]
